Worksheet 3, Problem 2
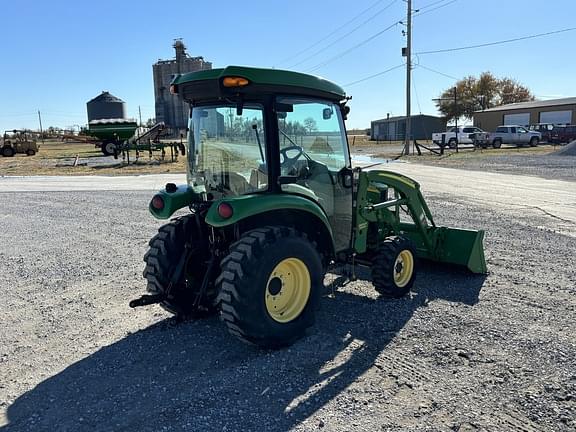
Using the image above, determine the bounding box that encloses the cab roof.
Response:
[171,65,346,103]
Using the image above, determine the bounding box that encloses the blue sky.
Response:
[1,0,575,131]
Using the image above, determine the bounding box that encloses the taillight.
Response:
[217,202,233,219]
[151,195,165,210]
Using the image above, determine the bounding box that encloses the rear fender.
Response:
[205,193,335,250]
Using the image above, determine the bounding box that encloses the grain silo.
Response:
[86,91,126,122]
[153,39,212,132]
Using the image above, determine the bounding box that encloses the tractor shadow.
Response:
[3,264,485,432]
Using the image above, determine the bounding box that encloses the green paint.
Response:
[172,66,346,101]
[354,169,487,274]
[148,184,198,220]
[87,121,138,142]
[204,192,334,247]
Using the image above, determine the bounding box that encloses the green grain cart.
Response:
[130,66,486,348]
[87,119,139,155]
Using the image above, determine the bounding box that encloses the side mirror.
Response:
[323,108,333,120]
[277,112,287,120]
[341,105,351,120]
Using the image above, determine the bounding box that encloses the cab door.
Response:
[276,97,353,252]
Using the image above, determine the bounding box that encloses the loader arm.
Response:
[355,169,487,274]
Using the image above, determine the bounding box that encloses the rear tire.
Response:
[217,226,323,348]
[448,138,457,149]
[492,139,502,149]
[143,215,216,316]
[371,236,417,298]
[2,146,15,157]
[26,149,36,156]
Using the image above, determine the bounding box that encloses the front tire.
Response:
[143,215,216,316]
[529,137,539,147]
[448,138,457,149]
[371,236,417,298]
[217,226,323,348]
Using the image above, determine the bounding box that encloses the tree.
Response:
[303,117,317,134]
[435,72,535,122]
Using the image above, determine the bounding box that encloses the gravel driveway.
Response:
[1,182,575,431]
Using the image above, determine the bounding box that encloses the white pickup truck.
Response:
[432,126,489,148]
[487,125,541,147]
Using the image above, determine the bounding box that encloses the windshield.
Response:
[276,97,349,174]
[188,104,267,197]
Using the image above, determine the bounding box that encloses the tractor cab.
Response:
[134,66,487,349]
[182,72,354,251]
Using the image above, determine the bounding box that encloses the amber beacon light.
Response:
[222,77,250,87]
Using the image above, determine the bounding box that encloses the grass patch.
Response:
[0,139,186,176]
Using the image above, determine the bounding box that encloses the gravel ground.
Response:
[355,142,576,182]
[1,188,575,432]
[417,154,576,182]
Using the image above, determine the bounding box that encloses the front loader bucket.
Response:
[434,227,487,274]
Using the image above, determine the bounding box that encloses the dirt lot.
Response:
[0,140,187,176]
[1,160,575,431]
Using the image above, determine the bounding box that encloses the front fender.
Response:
[205,192,333,238]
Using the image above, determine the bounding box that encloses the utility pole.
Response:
[453,87,458,153]
[404,0,413,155]
[37,110,44,144]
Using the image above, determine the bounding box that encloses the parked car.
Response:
[487,125,541,147]
[549,125,576,144]
[432,126,489,148]
[528,123,557,143]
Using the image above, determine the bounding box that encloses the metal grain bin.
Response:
[86,91,126,122]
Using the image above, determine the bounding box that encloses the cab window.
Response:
[276,98,349,173]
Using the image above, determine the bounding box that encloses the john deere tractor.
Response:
[131,66,486,348]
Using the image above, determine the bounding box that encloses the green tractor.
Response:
[130,66,487,348]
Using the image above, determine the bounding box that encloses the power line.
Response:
[417,0,454,11]
[276,0,389,67]
[416,63,458,80]
[288,0,399,69]
[344,63,405,87]
[414,0,459,17]
[412,74,423,114]
[416,26,576,55]
[305,21,400,72]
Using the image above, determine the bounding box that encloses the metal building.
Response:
[473,97,576,132]
[371,114,446,141]
[153,40,212,133]
[86,91,126,122]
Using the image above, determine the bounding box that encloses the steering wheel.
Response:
[279,145,304,173]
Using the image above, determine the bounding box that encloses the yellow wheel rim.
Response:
[394,250,414,288]
[265,258,311,323]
